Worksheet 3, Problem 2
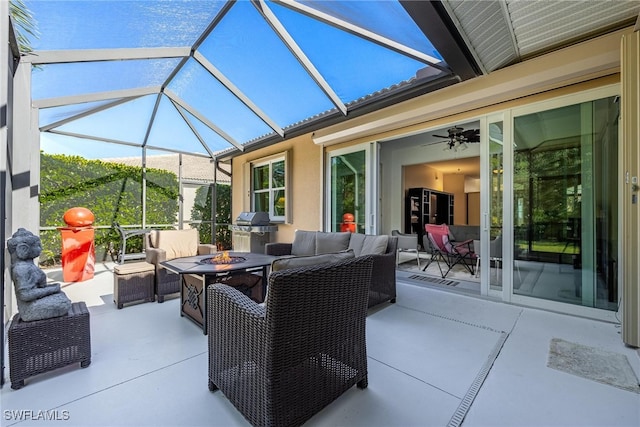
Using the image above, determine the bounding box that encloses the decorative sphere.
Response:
[63,207,95,227]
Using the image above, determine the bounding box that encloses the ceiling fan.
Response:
[434,126,480,151]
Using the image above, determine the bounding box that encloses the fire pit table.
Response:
[161,252,275,334]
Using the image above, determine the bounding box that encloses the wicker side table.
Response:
[8,301,91,390]
[113,262,155,309]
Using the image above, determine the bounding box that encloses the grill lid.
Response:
[235,211,270,226]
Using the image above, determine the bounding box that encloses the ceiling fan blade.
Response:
[434,135,450,139]
[462,129,480,142]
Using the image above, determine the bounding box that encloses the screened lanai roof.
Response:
[23,0,475,161]
[18,0,640,161]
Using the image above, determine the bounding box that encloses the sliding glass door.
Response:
[511,93,619,311]
[326,144,377,234]
[481,116,506,296]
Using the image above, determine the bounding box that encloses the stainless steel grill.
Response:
[230,212,277,253]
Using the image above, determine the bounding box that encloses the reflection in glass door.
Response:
[488,120,504,292]
[512,96,619,311]
[327,146,373,234]
[329,151,366,233]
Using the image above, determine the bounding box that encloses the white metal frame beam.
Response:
[275,0,446,70]
[169,100,217,158]
[164,89,244,151]
[40,96,145,131]
[141,93,163,148]
[22,47,191,65]
[45,128,213,159]
[253,0,347,116]
[193,51,284,137]
[33,86,162,109]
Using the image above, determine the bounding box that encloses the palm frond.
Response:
[9,0,39,54]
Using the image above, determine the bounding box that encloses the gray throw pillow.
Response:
[347,233,366,257]
[315,231,351,255]
[360,235,389,255]
[291,230,317,256]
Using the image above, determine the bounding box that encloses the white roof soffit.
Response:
[252,0,347,116]
[22,47,191,65]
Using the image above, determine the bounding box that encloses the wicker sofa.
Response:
[208,256,373,427]
[145,228,217,302]
[265,230,397,308]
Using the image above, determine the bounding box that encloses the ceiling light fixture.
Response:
[435,127,480,151]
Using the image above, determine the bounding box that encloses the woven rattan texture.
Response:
[156,268,180,303]
[207,256,373,427]
[8,301,91,389]
[265,236,397,309]
[367,237,397,308]
[114,269,155,309]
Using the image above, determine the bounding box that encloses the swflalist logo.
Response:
[4,410,70,421]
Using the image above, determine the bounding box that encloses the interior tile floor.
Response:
[2,262,639,427]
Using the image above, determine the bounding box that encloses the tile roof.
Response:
[102,153,231,184]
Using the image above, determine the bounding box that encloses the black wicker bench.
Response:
[8,301,91,389]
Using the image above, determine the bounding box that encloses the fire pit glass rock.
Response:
[199,252,246,265]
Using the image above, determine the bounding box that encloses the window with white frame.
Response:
[251,155,286,222]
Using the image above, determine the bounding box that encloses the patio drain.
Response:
[447,331,509,427]
[407,274,458,287]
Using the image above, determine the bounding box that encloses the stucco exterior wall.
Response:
[232,133,322,244]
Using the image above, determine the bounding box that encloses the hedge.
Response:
[38,153,231,266]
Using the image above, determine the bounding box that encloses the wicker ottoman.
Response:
[8,301,91,390]
[113,262,155,309]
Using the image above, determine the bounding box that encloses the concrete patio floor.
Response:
[1,261,639,426]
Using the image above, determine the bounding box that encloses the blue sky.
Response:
[27,0,443,160]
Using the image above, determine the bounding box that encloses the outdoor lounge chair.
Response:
[207,256,373,427]
[145,228,217,302]
[392,229,421,268]
[474,235,522,281]
[422,223,476,278]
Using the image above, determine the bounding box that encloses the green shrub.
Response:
[39,153,179,265]
[39,153,232,266]
[190,183,232,250]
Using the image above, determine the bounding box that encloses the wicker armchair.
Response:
[208,256,373,427]
[145,229,217,302]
